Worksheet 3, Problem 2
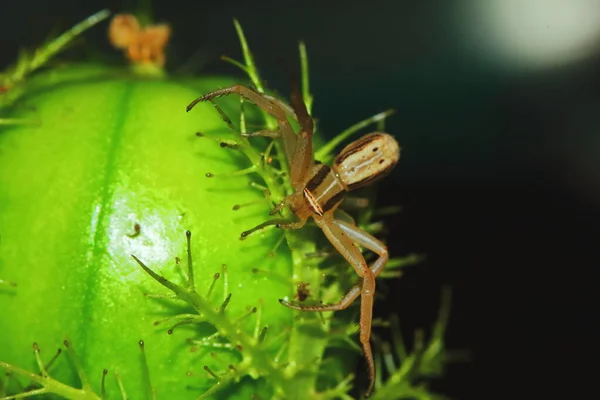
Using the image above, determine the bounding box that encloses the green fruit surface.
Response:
[0,65,297,398]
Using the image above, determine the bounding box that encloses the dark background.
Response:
[2,1,598,398]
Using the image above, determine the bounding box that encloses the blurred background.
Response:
[2,0,598,398]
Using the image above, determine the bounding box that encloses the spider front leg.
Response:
[186,84,299,172]
[187,83,317,188]
[240,215,307,239]
[280,216,388,397]
[287,80,315,187]
[268,195,295,216]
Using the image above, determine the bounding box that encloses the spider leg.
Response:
[280,216,387,397]
[186,84,299,173]
[279,285,361,311]
[262,94,298,121]
[334,219,388,278]
[333,219,388,397]
[333,208,356,225]
[288,80,315,186]
[269,196,293,216]
[240,217,306,239]
[278,220,307,230]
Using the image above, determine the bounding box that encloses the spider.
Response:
[187,84,400,396]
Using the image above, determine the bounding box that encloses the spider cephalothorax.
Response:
[187,84,400,396]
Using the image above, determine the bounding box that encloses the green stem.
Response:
[134,256,289,396]
[315,109,395,162]
[0,363,101,400]
[233,19,264,95]
[0,10,110,89]
[284,230,330,400]
[299,42,313,116]
[232,19,290,180]
[231,21,333,399]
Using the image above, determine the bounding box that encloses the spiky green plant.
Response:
[0,10,455,400]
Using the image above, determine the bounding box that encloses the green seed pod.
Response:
[1,65,300,398]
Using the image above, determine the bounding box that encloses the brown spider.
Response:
[187,84,400,396]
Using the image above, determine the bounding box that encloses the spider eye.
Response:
[333,133,400,190]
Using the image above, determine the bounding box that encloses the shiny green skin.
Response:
[0,65,293,398]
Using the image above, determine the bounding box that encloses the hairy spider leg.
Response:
[239,190,310,238]
[262,93,298,122]
[280,217,388,397]
[187,84,308,184]
[240,218,307,239]
[187,84,318,238]
[241,93,298,139]
[288,79,315,186]
[333,208,357,225]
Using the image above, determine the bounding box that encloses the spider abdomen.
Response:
[333,132,401,191]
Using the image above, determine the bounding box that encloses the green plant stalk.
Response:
[0,9,110,100]
[223,20,333,399]
[132,256,287,388]
[315,109,396,163]
[0,340,102,400]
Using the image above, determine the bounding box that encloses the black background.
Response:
[2,1,598,398]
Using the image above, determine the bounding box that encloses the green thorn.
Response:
[299,41,313,116]
[233,18,264,94]
[0,9,110,90]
